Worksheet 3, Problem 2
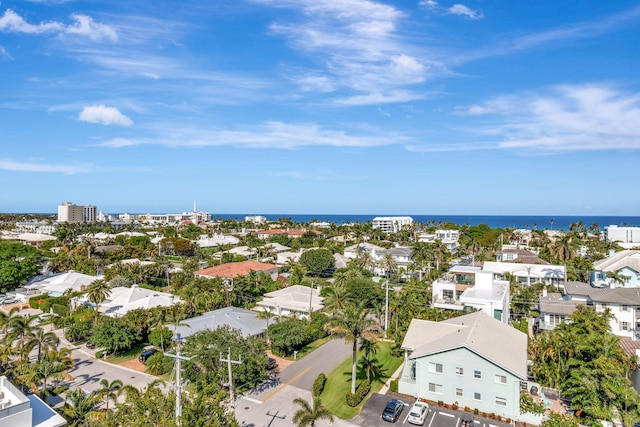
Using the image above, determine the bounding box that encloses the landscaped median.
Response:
[318,340,403,419]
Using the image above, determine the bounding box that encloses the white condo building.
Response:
[372,216,413,233]
[604,225,640,249]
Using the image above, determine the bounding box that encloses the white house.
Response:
[432,268,510,323]
[0,376,66,427]
[398,312,527,422]
[75,285,182,318]
[482,261,565,288]
[175,306,267,341]
[343,242,386,260]
[255,285,323,319]
[24,271,101,297]
[418,229,460,254]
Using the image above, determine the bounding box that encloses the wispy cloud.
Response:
[0,9,117,42]
[79,105,133,126]
[254,0,442,104]
[0,159,92,174]
[449,84,640,152]
[448,4,483,20]
[0,45,13,60]
[96,121,408,149]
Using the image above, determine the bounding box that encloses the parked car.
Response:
[86,341,96,349]
[3,297,18,305]
[382,399,405,423]
[459,410,474,426]
[139,349,159,364]
[407,401,429,425]
[267,357,277,370]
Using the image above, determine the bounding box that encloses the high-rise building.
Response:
[372,216,413,233]
[57,202,97,223]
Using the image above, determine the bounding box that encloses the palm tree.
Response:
[292,397,334,427]
[324,302,380,394]
[63,388,101,427]
[86,279,111,317]
[23,327,60,361]
[97,378,123,410]
[322,281,351,316]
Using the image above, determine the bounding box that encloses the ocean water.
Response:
[213,214,640,231]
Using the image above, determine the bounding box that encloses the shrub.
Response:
[29,295,48,309]
[145,352,174,375]
[312,373,326,397]
[346,380,371,407]
[389,379,398,393]
[51,303,69,317]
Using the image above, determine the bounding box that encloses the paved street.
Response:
[279,338,351,390]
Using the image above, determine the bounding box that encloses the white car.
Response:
[407,401,429,425]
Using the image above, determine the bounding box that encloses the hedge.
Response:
[313,373,326,397]
[346,380,371,407]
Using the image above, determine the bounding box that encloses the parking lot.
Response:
[353,394,512,427]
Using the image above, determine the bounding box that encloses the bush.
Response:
[313,373,326,397]
[389,379,398,393]
[145,352,174,375]
[346,380,371,407]
[29,295,48,309]
[51,303,69,317]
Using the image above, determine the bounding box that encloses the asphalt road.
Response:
[279,338,351,390]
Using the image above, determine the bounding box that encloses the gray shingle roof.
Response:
[175,306,267,340]
[402,311,527,379]
[593,250,640,274]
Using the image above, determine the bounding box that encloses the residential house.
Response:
[194,260,279,287]
[495,249,548,265]
[22,271,101,298]
[0,375,66,427]
[175,306,267,341]
[536,289,584,332]
[432,268,510,323]
[561,281,640,341]
[591,250,640,288]
[398,312,527,422]
[256,229,323,239]
[343,242,386,260]
[482,261,565,289]
[255,285,323,319]
[418,229,460,254]
[74,285,181,317]
[194,233,240,248]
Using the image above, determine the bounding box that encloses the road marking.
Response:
[242,397,263,404]
[262,367,310,402]
[439,411,455,418]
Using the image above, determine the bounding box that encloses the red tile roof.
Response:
[195,260,278,278]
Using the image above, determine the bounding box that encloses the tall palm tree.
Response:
[292,397,334,427]
[97,378,123,410]
[86,279,111,317]
[324,303,380,394]
[322,281,351,316]
[63,388,101,427]
[23,327,60,361]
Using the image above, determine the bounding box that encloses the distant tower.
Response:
[192,199,197,224]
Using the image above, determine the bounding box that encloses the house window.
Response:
[456,388,463,397]
[549,314,565,327]
[410,361,416,380]
[456,367,464,376]
[622,305,629,312]
[474,392,481,401]
[429,383,443,394]
[429,362,443,373]
[601,303,608,309]
[622,322,630,331]
[443,290,454,302]
[495,397,507,407]
[495,374,507,384]
[474,370,481,379]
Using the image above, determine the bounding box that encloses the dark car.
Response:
[267,357,277,370]
[382,399,405,423]
[139,349,158,364]
[86,341,96,349]
[459,410,474,426]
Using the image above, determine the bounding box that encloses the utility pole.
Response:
[220,348,242,407]
[308,282,314,321]
[165,339,193,427]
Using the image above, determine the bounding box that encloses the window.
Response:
[474,370,481,379]
[549,314,565,327]
[429,362,443,373]
[456,388,463,397]
[622,304,629,312]
[443,290,454,302]
[456,367,464,376]
[474,392,481,401]
[622,322,630,331]
[495,397,507,407]
[495,374,507,384]
[410,361,416,380]
[428,383,443,394]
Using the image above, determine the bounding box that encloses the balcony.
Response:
[433,297,465,311]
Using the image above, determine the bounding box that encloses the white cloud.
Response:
[0,45,12,60]
[419,0,438,9]
[465,84,640,151]
[448,4,483,20]
[79,105,133,126]
[0,159,91,174]
[0,9,117,42]
[255,0,439,104]
[97,121,408,149]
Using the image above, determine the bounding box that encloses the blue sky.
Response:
[1,0,640,216]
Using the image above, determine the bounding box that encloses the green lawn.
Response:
[104,343,148,363]
[281,336,332,360]
[319,340,403,419]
